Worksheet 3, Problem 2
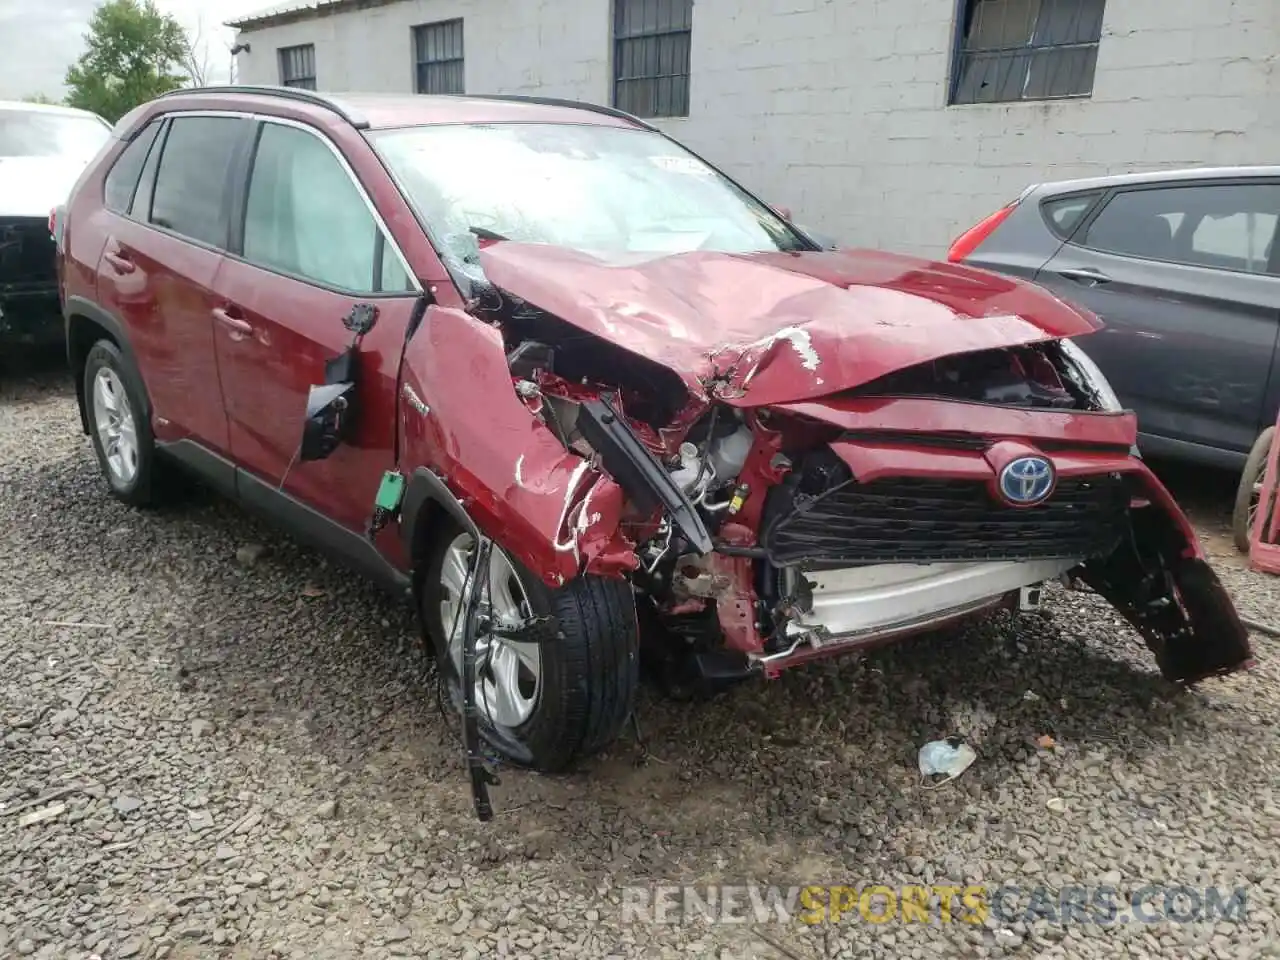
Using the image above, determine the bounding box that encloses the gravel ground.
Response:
[2,359,1278,960]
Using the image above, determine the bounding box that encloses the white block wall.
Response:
[235,0,1280,257]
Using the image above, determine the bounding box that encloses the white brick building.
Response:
[228,0,1280,257]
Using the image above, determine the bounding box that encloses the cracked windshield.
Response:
[369,121,805,276]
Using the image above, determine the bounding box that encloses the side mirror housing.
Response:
[297,303,381,463]
[300,380,355,462]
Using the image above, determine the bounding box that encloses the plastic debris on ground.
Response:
[918,737,977,788]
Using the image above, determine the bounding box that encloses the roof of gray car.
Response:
[1034,165,1280,194]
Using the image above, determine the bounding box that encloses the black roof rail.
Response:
[465,94,656,132]
[152,84,369,129]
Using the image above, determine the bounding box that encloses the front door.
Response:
[1036,180,1280,461]
[212,117,421,534]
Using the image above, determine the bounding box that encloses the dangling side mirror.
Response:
[297,303,380,462]
[300,380,355,462]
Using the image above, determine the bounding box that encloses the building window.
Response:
[951,0,1105,105]
[414,19,464,95]
[279,44,316,90]
[613,0,692,119]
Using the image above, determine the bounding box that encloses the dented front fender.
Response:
[398,306,635,586]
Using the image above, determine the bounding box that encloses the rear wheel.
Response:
[1233,426,1275,552]
[420,523,640,771]
[84,339,161,507]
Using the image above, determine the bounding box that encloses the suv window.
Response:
[103,122,160,214]
[150,116,249,248]
[1081,182,1280,274]
[243,122,410,293]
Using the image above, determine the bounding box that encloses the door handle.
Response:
[1056,267,1111,286]
[212,306,253,337]
[103,251,135,275]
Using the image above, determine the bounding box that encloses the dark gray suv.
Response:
[948,167,1280,477]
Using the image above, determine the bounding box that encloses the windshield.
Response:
[368,122,811,278]
[0,109,111,159]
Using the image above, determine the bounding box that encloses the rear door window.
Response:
[1080,182,1280,274]
[149,115,251,248]
[103,121,160,214]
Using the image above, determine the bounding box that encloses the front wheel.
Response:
[1233,426,1275,553]
[420,523,640,772]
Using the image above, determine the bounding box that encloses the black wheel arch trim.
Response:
[400,467,481,565]
[64,295,152,433]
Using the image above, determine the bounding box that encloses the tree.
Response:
[64,0,190,122]
[180,14,211,88]
[22,93,63,105]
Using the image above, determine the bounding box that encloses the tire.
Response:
[419,521,639,772]
[1233,426,1275,553]
[83,339,162,507]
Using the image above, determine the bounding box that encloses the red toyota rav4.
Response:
[58,87,1252,787]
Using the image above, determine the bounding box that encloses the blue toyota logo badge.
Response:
[998,456,1055,505]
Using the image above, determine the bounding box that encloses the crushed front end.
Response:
[430,243,1254,691]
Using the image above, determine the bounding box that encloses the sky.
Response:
[0,0,272,101]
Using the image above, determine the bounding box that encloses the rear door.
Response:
[1036,180,1280,463]
[211,117,421,533]
[96,113,254,454]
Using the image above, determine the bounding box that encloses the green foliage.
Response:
[64,0,190,123]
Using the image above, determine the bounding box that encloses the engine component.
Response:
[671,553,734,598]
[576,397,713,555]
[707,425,753,486]
[669,441,706,495]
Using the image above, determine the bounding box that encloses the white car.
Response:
[0,100,111,348]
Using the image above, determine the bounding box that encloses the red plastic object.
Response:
[946,201,1018,262]
[1249,416,1280,574]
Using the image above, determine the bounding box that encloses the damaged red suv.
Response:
[60,87,1252,777]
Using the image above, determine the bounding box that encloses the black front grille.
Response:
[762,450,1129,566]
[0,217,56,289]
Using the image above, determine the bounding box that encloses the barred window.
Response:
[414,19,464,95]
[278,44,316,90]
[951,0,1105,105]
[613,0,692,119]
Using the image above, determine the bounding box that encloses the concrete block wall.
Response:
[234,0,1280,257]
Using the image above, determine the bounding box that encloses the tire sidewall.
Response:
[419,522,635,772]
[84,340,154,504]
[1233,426,1275,553]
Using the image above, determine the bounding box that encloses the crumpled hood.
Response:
[0,156,91,218]
[478,243,1102,406]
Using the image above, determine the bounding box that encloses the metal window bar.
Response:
[279,44,316,90]
[952,0,1104,104]
[414,19,465,95]
[613,0,692,118]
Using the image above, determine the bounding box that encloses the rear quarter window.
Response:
[103,121,160,214]
[1040,191,1102,240]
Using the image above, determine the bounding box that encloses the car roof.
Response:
[0,100,108,122]
[139,86,649,133]
[1035,165,1280,195]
